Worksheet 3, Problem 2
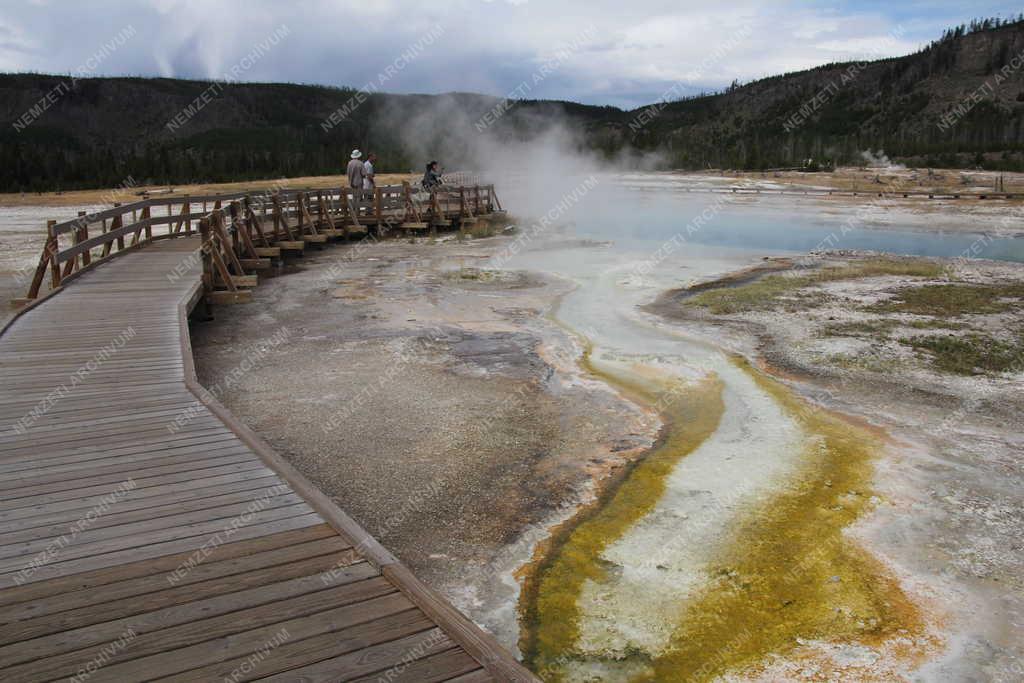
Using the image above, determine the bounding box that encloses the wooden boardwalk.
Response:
[0,237,535,681]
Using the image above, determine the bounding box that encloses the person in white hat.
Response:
[346,149,364,190]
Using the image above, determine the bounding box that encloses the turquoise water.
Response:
[503,173,1024,263]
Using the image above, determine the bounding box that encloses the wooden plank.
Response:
[0,551,360,643]
[0,536,350,623]
[0,462,272,511]
[0,481,290,540]
[154,603,431,682]
[0,503,313,573]
[0,492,307,559]
[0,452,258,497]
[0,422,232,460]
[0,513,324,588]
[0,574,393,679]
[349,649,480,682]
[239,258,272,270]
[257,628,455,682]
[207,290,253,305]
[229,274,259,288]
[446,670,494,683]
[0,432,243,474]
[0,525,336,607]
[0,474,285,530]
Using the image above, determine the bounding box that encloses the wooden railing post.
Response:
[132,204,151,244]
[298,192,319,236]
[317,191,340,239]
[230,207,240,255]
[100,216,114,257]
[26,220,58,299]
[48,219,62,290]
[294,194,305,235]
[430,190,441,228]
[178,196,192,236]
[199,217,213,292]
[244,198,271,247]
[271,195,282,241]
[273,194,296,241]
[402,182,422,224]
[207,214,238,293]
[211,210,245,276]
[62,214,83,278]
[76,211,91,268]
[374,188,383,227]
[231,201,259,259]
[345,189,362,235]
[112,203,125,251]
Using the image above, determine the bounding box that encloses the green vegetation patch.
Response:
[821,317,971,340]
[900,333,1024,375]
[821,319,897,338]
[872,283,1024,317]
[903,319,972,330]
[686,258,945,315]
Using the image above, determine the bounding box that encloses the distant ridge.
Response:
[2,18,1023,191]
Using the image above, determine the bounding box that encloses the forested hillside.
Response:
[1,17,1023,191]
[627,16,1024,170]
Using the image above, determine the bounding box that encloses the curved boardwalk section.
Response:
[0,238,535,682]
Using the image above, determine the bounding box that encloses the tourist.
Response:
[363,153,377,191]
[346,149,364,190]
[421,160,443,191]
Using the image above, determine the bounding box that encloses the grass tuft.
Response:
[821,319,897,338]
[900,333,1024,375]
[871,283,1024,316]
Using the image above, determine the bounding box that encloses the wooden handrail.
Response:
[23,183,498,301]
[48,183,445,235]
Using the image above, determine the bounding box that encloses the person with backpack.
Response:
[421,160,443,191]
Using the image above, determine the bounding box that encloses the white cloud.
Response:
[792,17,840,40]
[0,0,992,108]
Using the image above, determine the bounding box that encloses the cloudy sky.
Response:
[1,0,1018,109]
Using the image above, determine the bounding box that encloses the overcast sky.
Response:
[1,0,1018,109]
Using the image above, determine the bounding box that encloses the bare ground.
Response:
[0,173,417,207]
[697,166,1024,197]
[189,235,655,650]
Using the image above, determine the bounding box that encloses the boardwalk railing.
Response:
[635,184,1024,200]
[22,182,502,303]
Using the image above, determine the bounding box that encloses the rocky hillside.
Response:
[2,17,1023,191]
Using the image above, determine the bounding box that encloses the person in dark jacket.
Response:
[421,161,443,191]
